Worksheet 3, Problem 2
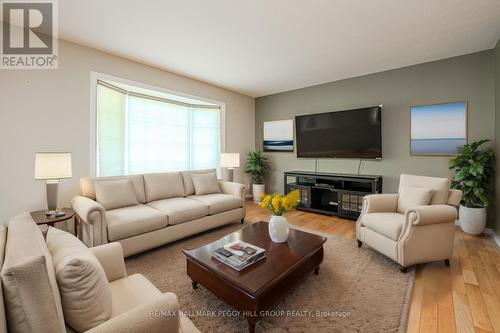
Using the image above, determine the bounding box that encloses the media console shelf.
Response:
[284,171,382,220]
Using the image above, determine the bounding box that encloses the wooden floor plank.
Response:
[482,293,500,333]
[464,284,494,331]
[453,290,475,333]
[420,264,439,333]
[407,268,424,333]
[463,269,479,286]
[437,264,456,333]
[470,256,496,296]
[484,263,500,282]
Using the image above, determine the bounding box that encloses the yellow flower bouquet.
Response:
[259,190,300,216]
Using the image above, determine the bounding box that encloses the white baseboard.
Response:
[484,228,500,248]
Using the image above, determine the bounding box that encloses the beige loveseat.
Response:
[0,212,199,333]
[356,174,462,272]
[72,169,246,256]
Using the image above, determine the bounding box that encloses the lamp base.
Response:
[226,168,234,182]
[46,180,59,212]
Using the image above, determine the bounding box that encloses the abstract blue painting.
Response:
[410,102,467,155]
[263,119,294,152]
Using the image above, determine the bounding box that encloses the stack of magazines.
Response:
[213,241,266,271]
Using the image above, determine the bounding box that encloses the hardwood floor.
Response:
[245,201,500,333]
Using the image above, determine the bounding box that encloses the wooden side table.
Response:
[30,208,77,236]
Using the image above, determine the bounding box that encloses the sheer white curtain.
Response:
[97,83,221,176]
[97,85,126,176]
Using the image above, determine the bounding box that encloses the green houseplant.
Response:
[449,139,494,235]
[245,151,270,201]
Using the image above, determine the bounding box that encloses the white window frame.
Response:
[89,71,226,177]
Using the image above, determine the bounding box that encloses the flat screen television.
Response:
[295,106,382,159]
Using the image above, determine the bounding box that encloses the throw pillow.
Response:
[95,179,138,210]
[46,227,112,332]
[191,172,221,195]
[143,172,185,201]
[397,186,433,214]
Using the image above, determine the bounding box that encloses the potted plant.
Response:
[245,151,270,201]
[259,190,300,242]
[449,139,494,235]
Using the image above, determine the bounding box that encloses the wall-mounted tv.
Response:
[295,106,382,159]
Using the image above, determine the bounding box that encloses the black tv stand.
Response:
[284,171,382,220]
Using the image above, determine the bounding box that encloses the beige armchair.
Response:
[356,174,462,272]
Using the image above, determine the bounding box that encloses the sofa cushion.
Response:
[1,213,66,333]
[147,198,208,225]
[191,172,221,195]
[109,274,162,317]
[95,179,138,210]
[361,212,405,241]
[106,205,167,241]
[181,169,217,196]
[144,172,185,202]
[398,174,450,205]
[397,186,433,214]
[47,227,112,332]
[81,174,147,204]
[188,194,243,215]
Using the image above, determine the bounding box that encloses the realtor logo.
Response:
[1,0,58,69]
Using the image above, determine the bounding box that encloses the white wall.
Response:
[0,39,255,224]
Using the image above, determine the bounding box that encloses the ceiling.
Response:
[59,0,500,97]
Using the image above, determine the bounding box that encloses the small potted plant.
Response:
[449,139,494,235]
[259,190,300,242]
[245,151,270,201]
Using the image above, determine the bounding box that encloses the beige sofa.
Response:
[72,169,246,257]
[0,212,199,333]
[356,174,462,272]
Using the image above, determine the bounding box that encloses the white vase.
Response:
[269,215,290,243]
[459,205,487,236]
[253,184,265,202]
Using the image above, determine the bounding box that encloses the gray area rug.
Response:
[125,222,414,332]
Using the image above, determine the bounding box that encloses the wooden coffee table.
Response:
[182,221,326,332]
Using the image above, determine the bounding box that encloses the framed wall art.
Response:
[410,101,467,156]
[263,119,294,152]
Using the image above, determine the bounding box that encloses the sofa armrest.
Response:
[218,181,246,199]
[86,292,181,333]
[362,194,399,214]
[72,196,107,247]
[72,196,105,225]
[90,242,127,282]
[407,205,458,226]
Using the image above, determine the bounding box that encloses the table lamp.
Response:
[35,152,72,216]
[220,153,240,182]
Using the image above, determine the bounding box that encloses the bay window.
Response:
[96,80,221,176]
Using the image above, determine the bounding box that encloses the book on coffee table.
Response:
[213,240,266,271]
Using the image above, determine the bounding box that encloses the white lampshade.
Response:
[220,153,240,168]
[35,152,72,180]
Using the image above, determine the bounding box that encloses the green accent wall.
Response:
[495,39,500,235]
[256,50,497,228]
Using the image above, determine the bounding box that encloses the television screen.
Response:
[295,106,382,159]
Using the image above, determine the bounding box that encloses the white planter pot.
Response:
[459,205,487,236]
[252,184,265,202]
[269,215,290,243]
